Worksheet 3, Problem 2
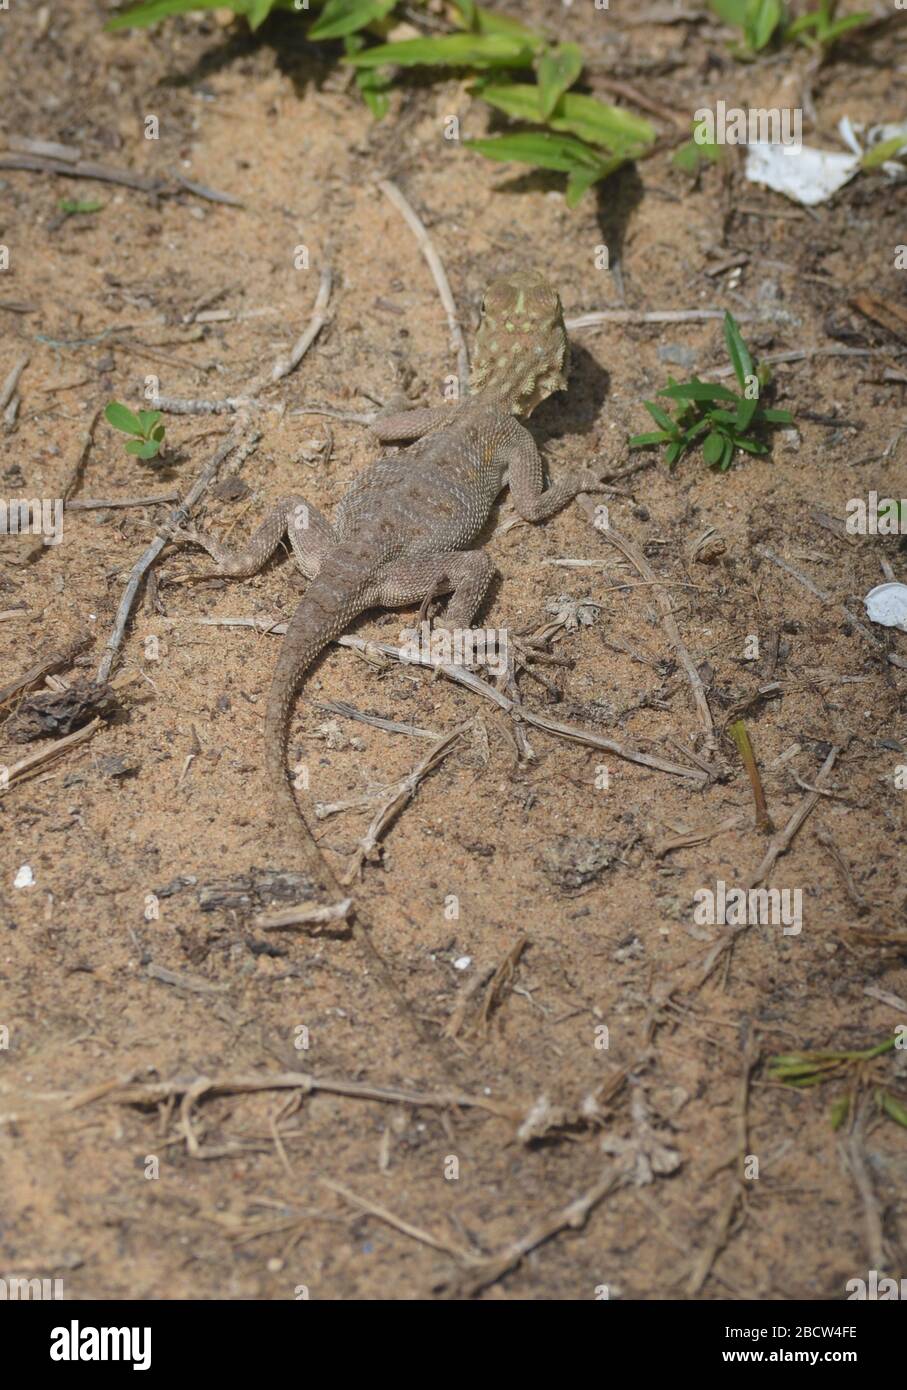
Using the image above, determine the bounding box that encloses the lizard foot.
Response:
[168,521,205,548]
[573,469,618,492]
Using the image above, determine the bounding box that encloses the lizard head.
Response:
[469,270,568,415]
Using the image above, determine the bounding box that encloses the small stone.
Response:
[657,344,696,371]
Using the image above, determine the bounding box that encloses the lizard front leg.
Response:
[171,496,334,580]
[371,403,453,444]
[505,422,607,523]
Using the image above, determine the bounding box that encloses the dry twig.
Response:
[0,629,92,707]
[341,725,467,883]
[0,716,102,793]
[377,179,469,393]
[96,427,260,681]
[749,744,842,887]
[577,506,717,752]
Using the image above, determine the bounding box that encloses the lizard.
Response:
[172,269,608,898]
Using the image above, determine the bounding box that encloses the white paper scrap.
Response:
[864,582,907,633]
[745,141,859,206]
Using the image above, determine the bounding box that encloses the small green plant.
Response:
[105,402,166,461]
[708,0,871,55]
[768,1035,907,1131]
[861,130,907,171]
[785,0,871,53]
[629,312,793,472]
[709,0,785,53]
[672,114,723,176]
[59,197,104,217]
[105,0,655,205]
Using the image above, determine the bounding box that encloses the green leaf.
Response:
[703,431,726,466]
[736,393,759,432]
[708,0,749,24]
[720,436,734,470]
[761,408,794,423]
[59,198,104,215]
[106,0,238,31]
[879,1089,907,1128]
[477,83,655,153]
[247,0,280,29]
[642,399,678,434]
[346,33,535,69]
[465,130,616,175]
[473,80,542,120]
[659,379,739,403]
[451,0,478,27]
[829,1096,850,1130]
[537,43,583,120]
[682,417,714,442]
[565,166,603,207]
[357,72,391,117]
[731,435,768,454]
[664,439,684,469]
[822,12,872,44]
[136,410,162,434]
[126,438,163,459]
[105,401,143,436]
[473,6,546,52]
[673,139,715,174]
[151,424,166,442]
[786,11,821,36]
[629,430,674,447]
[723,311,754,391]
[551,92,654,152]
[677,112,722,172]
[862,131,907,170]
[744,0,782,49]
[345,33,392,116]
[309,0,395,41]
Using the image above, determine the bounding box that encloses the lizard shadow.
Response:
[591,164,645,294]
[531,341,609,448]
[482,159,644,290]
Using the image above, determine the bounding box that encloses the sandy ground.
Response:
[1,1,906,1300]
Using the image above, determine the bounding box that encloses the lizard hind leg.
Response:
[171,496,333,580]
[375,549,495,630]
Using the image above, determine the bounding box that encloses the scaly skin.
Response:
[173,271,606,894]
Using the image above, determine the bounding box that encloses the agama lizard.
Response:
[173,270,607,895]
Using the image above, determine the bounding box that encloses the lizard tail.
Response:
[265,556,373,892]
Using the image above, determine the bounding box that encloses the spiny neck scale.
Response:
[468,269,568,417]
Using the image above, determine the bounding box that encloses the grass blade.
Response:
[723,311,754,390]
[309,0,396,41]
[537,43,583,119]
